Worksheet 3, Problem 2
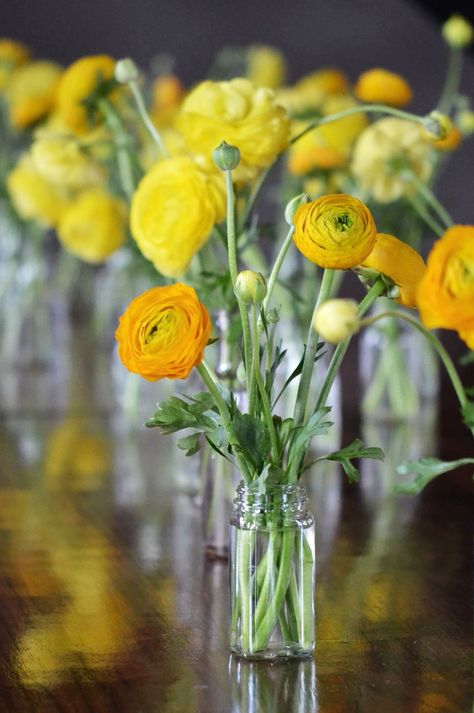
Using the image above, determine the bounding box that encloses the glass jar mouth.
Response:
[233,480,309,516]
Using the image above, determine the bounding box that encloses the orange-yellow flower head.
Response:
[0,38,30,90]
[416,226,474,349]
[115,283,211,381]
[5,60,62,129]
[354,68,413,108]
[293,194,377,269]
[56,55,117,135]
[360,233,427,308]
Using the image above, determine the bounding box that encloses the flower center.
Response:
[445,254,474,299]
[333,212,353,232]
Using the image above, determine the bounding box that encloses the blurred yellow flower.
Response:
[150,73,185,128]
[5,60,62,129]
[176,78,290,170]
[130,156,225,277]
[56,54,117,135]
[351,117,433,203]
[57,187,127,263]
[417,225,474,349]
[0,38,30,89]
[116,283,211,381]
[354,68,413,107]
[442,14,473,48]
[277,68,349,114]
[360,232,427,308]
[7,153,70,227]
[31,131,105,189]
[293,193,377,269]
[433,126,462,152]
[246,45,287,89]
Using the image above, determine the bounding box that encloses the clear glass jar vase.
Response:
[230,481,315,660]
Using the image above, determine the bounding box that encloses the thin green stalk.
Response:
[291,104,427,144]
[97,97,136,199]
[237,529,254,651]
[408,172,453,228]
[128,79,169,157]
[261,226,295,320]
[438,47,463,114]
[251,304,279,460]
[408,194,444,237]
[254,531,280,628]
[293,268,335,427]
[238,165,272,231]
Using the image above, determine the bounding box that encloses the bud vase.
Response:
[230,482,315,659]
[359,302,439,422]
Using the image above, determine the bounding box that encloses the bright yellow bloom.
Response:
[115,283,211,381]
[31,131,105,189]
[293,193,377,269]
[277,68,349,115]
[0,38,30,90]
[442,15,473,48]
[7,154,70,227]
[416,226,474,349]
[360,233,427,308]
[351,118,433,203]
[176,78,290,169]
[130,156,225,277]
[57,188,127,264]
[246,45,287,89]
[314,299,360,343]
[433,126,462,152]
[354,69,413,107]
[150,74,185,128]
[56,55,117,135]
[5,60,62,129]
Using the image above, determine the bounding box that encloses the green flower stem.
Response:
[251,304,279,460]
[408,194,444,237]
[360,311,468,411]
[128,79,169,157]
[254,531,280,628]
[314,277,387,414]
[225,169,252,393]
[407,172,453,229]
[262,226,295,319]
[438,47,463,114]
[237,529,254,651]
[291,104,427,144]
[97,98,137,199]
[238,165,272,232]
[196,360,251,482]
[293,268,335,428]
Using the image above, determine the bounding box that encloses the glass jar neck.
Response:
[231,481,312,529]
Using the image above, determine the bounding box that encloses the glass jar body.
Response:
[230,482,315,660]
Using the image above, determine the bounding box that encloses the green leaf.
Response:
[287,408,333,471]
[272,343,325,409]
[396,456,474,494]
[146,392,219,434]
[461,399,474,428]
[324,438,385,483]
[230,412,271,474]
[177,433,202,457]
[460,351,474,366]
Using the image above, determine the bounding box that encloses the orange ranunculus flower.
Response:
[293,193,377,269]
[354,68,413,107]
[360,233,427,308]
[433,126,462,152]
[115,283,211,381]
[416,226,474,349]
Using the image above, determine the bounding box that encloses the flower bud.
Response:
[284,192,311,226]
[235,270,267,304]
[423,111,453,140]
[313,299,360,344]
[457,110,474,135]
[115,58,140,84]
[442,15,473,48]
[212,141,241,171]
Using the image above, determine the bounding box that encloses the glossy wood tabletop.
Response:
[0,322,472,713]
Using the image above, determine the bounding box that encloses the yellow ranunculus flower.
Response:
[246,45,287,89]
[314,298,360,343]
[360,233,427,308]
[130,156,225,277]
[5,60,62,129]
[31,131,105,189]
[0,38,30,90]
[416,226,474,349]
[7,153,70,227]
[354,69,413,108]
[433,126,462,152]
[351,118,433,203]
[115,283,211,381]
[56,55,117,135]
[57,188,127,264]
[277,68,349,115]
[176,78,290,169]
[293,193,377,269]
[150,74,185,128]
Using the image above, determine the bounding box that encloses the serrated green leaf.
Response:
[322,438,385,483]
[146,393,219,434]
[396,456,474,494]
[288,408,332,470]
[177,433,202,457]
[272,343,325,409]
[230,412,271,474]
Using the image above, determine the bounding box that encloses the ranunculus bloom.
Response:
[115,283,211,381]
[293,193,377,269]
[176,78,290,169]
[433,126,462,152]
[7,154,70,228]
[57,188,126,264]
[130,156,225,277]
[354,68,413,108]
[56,55,117,135]
[351,118,433,203]
[0,38,30,90]
[416,226,474,349]
[246,45,287,89]
[5,61,62,129]
[31,132,104,190]
[360,233,427,308]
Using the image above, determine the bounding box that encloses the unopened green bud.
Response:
[442,15,473,48]
[423,111,452,140]
[115,58,140,84]
[457,109,474,135]
[284,192,311,226]
[235,270,267,304]
[313,299,360,344]
[212,141,241,171]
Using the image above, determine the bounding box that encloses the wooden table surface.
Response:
[0,323,472,713]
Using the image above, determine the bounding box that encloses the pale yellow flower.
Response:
[0,38,30,90]
[351,118,433,203]
[31,131,105,190]
[7,153,70,227]
[5,60,62,129]
[246,45,287,89]
[277,68,349,115]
